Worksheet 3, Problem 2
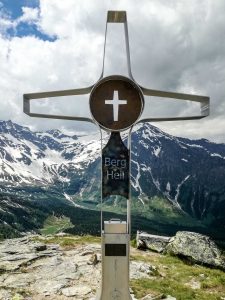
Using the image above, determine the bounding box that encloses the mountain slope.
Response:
[0,120,224,238]
[132,124,225,222]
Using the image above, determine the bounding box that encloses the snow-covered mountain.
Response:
[0,120,101,186]
[131,125,225,222]
[0,120,225,234]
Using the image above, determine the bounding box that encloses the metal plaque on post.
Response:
[102,132,129,199]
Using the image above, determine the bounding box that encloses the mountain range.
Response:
[0,120,224,240]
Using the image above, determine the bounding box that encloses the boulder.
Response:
[165,231,225,270]
[137,231,171,253]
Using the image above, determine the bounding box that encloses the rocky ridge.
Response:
[0,235,164,300]
[1,234,225,299]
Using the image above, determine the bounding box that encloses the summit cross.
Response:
[23,10,210,300]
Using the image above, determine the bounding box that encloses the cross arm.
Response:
[138,86,210,122]
[23,86,95,123]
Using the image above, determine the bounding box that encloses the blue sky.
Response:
[0,0,225,142]
[0,0,54,40]
[1,0,39,18]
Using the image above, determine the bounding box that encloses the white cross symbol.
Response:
[105,90,127,122]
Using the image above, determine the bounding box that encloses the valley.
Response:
[0,120,224,240]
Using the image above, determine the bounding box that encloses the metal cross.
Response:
[23,10,209,124]
[105,91,127,122]
[23,11,210,300]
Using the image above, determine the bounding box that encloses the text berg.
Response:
[104,158,127,168]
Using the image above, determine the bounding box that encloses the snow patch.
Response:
[153,146,161,157]
[181,158,188,162]
[131,160,144,205]
[166,182,171,192]
[63,193,86,209]
[211,153,224,159]
[185,143,204,149]
[175,175,190,207]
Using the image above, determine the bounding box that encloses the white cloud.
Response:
[18,7,39,24]
[0,0,224,142]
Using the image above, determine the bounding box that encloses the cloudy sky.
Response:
[0,0,225,142]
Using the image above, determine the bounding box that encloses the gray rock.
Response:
[141,294,155,299]
[0,288,11,299]
[2,272,36,289]
[137,231,171,253]
[0,236,59,273]
[165,231,225,270]
[32,279,68,294]
[61,285,92,297]
[0,238,102,298]
[34,243,47,251]
[130,261,158,279]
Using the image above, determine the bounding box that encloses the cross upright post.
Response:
[23,11,210,300]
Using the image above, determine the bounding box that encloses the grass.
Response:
[11,294,24,300]
[35,213,101,248]
[130,250,225,300]
[40,214,74,235]
[32,234,101,248]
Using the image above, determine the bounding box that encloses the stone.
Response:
[32,279,67,294]
[137,231,171,253]
[33,243,47,251]
[61,285,92,297]
[165,296,176,300]
[141,294,164,300]
[87,253,98,265]
[165,231,225,270]
[0,236,59,273]
[141,295,155,300]
[81,250,94,256]
[3,272,35,289]
[0,288,11,299]
[130,261,158,279]
[184,278,201,289]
